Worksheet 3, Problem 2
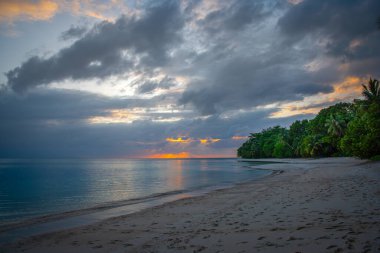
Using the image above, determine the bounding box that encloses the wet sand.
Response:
[1,157,380,253]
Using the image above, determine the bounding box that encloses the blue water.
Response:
[0,158,270,225]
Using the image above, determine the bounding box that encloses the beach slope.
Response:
[2,157,380,253]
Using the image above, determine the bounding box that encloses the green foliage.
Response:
[339,101,380,158]
[370,155,380,161]
[237,78,380,159]
[273,137,293,158]
[238,126,292,158]
[288,120,308,157]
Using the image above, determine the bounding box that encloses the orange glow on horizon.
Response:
[146,152,191,159]
[143,152,234,159]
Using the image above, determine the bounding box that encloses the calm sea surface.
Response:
[0,158,270,224]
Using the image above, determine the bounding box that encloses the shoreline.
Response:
[0,162,275,244]
[2,157,380,252]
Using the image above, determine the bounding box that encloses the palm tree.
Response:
[309,137,323,157]
[362,78,380,102]
[325,114,344,137]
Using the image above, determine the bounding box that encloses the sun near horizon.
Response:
[142,152,235,159]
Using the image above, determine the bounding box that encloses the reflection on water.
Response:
[171,160,183,189]
[0,158,270,224]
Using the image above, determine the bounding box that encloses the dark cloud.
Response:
[0,89,159,121]
[60,25,88,41]
[278,0,380,59]
[178,0,380,115]
[277,0,380,81]
[136,76,177,94]
[0,119,170,158]
[0,88,308,158]
[1,0,380,158]
[180,56,334,115]
[293,83,332,95]
[5,1,184,92]
[0,89,182,158]
[198,0,270,35]
[224,1,266,30]
[279,0,380,37]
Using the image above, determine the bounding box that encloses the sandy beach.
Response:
[1,157,380,253]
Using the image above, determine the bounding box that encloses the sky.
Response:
[0,0,379,159]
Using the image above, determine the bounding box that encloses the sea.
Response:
[0,158,271,227]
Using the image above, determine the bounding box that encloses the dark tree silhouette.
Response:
[362,78,380,102]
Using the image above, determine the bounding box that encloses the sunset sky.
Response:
[0,0,379,158]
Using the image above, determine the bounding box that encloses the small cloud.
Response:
[0,0,130,26]
[60,25,88,41]
[166,137,193,144]
[136,76,177,94]
[288,0,304,5]
[166,137,221,145]
[88,109,141,124]
[199,138,221,144]
[62,0,130,22]
[199,139,208,144]
[231,136,248,140]
[0,0,58,23]
[270,105,322,118]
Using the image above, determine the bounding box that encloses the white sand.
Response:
[1,157,380,253]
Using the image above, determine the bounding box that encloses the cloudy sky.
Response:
[0,0,379,158]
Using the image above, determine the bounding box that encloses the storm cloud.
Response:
[180,56,334,115]
[178,0,380,115]
[278,0,380,48]
[198,0,270,34]
[278,0,380,63]
[1,0,379,158]
[0,88,307,158]
[5,1,184,92]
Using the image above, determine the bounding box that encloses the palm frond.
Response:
[362,78,380,102]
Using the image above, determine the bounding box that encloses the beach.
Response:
[1,157,380,253]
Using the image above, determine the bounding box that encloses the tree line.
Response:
[237,78,380,160]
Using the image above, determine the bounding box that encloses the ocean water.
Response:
[0,158,270,225]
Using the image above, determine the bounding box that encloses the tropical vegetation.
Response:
[237,78,380,160]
